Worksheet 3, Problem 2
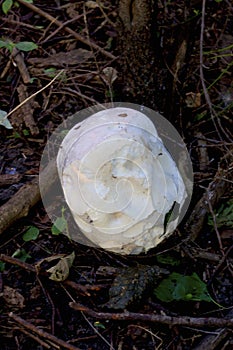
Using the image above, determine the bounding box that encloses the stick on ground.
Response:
[70,303,233,328]
[0,160,57,235]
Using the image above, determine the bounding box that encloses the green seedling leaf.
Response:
[46,251,75,282]
[44,67,57,77]
[94,322,106,329]
[23,0,34,3]
[22,129,30,136]
[12,249,31,262]
[156,253,180,266]
[15,41,38,52]
[0,39,14,52]
[0,110,13,129]
[0,40,7,48]
[208,199,233,229]
[154,272,212,303]
[0,261,6,272]
[2,0,13,14]
[23,226,39,242]
[52,216,67,235]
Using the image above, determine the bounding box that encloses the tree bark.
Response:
[118,0,168,111]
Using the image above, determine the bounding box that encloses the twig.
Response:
[17,0,116,60]
[16,83,39,135]
[181,245,233,265]
[20,328,52,349]
[40,12,91,44]
[207,197,223,252]
[9,312,81,350]
[69,303,233,328]
[193,309,233,350]
[64,280,106,296]
[0,253,104,297]
[200,0,232,143]
[37,276,56,335]
[5,70,64,120]
[81,311,115,350]
[183,147,233,241]
[0,254,36,273]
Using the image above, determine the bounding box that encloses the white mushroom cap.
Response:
[57,107,187,254]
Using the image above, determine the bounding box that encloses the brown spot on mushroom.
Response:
[118,113,128,117]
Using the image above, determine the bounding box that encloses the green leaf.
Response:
[15,41,38,52]
[0,40,9,49]
[156,253,180,266]
[51,217,67,235]
[23,129,30,136]
[12,249,31,262]
[0,261,6,272]
[94,322,106,329]
[208,199,233,229]
[0,110,13,129]
[23,226,39,242]
[154,272,212,303]
[23,0,34,3]
[2,0,13,14]
[44,67,57,77]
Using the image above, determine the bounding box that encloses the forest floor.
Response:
[0,1,233,349]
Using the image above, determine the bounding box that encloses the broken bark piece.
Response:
[104,265,169,309]
[17,84,39,135]
[28,49,93,67]
[0,159,57,235]
[12,47,31,84]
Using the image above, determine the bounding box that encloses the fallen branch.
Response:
[69,303,233,328]
[0,159,57,235]
[9,312,81,350]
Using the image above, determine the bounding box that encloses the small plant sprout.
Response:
[0,39,38,53]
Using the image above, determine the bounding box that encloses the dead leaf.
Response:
[46,252,75,282]
[185,92,201,108]
[221,229,233,239]
[30,285,41,300]
[101,67,118,85]
[85,1,99,9]
[35,254,65,272]
[3,286,25,309]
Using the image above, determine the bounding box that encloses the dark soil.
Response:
[0,1,232,349]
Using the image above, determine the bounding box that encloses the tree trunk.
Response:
[117,0,168,112]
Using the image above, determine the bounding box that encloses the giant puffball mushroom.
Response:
[57,107,187,255]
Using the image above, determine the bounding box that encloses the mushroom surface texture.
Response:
[57,107,187,254]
